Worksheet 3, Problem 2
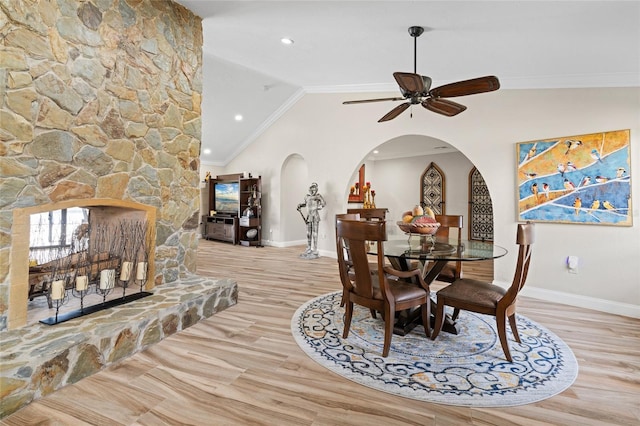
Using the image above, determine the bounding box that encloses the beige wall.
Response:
[370,150,475,239]
[217,87,640,316]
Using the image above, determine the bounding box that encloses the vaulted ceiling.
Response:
[175,1,640,166]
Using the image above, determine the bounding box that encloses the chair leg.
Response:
[370,308,377,319]
[340,289,346,307]
[451,308,460,321]
[342,301,353,339]
[382,305,395,357]
[431,299,446,340]
[421,302,431,338]
[496,311,513,362]
[508,313,521,343]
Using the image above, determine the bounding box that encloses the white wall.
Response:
[281,154,308,244]
[218,87,640,316]
[370,150,474,239]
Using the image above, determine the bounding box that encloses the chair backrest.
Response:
[335,213,360,263]
[336,218,388,300]
[434,214,464,280]
[434,214,463,240]
[500,223,535,307]
[335,213,360,225]
[347,208,387,222]
[335,214,361,291]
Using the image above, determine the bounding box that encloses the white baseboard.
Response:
[262,239,306,248]
[495,281,640,318]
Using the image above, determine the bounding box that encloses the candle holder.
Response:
[39,218,155,326]
[97,268,116,304]
[135,261,148,292]
[119,279,130,298]
[49,278,70,324]
[97,285,114,304]
[119,261,134,299]
[71,275,91,312]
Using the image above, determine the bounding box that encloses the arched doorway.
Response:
[345,134,495,280]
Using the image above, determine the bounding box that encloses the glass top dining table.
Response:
[370,235,508,266]
[368,235,508,335]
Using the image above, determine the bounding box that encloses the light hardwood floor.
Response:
[3,240,639,425]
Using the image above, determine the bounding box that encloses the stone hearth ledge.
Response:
[0,275,237,418]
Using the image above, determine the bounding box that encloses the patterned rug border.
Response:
[291,291,579,408]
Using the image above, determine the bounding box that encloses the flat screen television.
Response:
[214,182,239,214]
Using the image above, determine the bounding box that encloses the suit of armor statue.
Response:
[297,183,326,259]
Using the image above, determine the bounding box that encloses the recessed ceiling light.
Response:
[280,37,294,45]
[234,114,243,121]
[373,150,379,154]
[203,149,211,155]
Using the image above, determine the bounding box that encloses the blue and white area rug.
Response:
[292,291,578,407]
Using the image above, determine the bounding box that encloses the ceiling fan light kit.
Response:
[344,26,500,122]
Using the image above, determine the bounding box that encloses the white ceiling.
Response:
[175,1,640,166]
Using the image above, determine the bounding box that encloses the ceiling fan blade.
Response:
[429,75,500,99]
[393,72,425,95]
[343,97,405,105]
[378,103,410,122]
[422,98,467,117]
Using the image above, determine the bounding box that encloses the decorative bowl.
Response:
[397,221,440,235]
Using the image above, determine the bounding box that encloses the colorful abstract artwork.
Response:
[517,130,631,226]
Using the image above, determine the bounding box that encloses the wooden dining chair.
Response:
[433,214,464,283]
[336,218,431,357]
[335,213,360,308]
[431,223,535,362]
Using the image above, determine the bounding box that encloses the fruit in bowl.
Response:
[397,209,440,235]
[401,206,436,223]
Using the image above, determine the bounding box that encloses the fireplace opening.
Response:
[8,199,157,330]
[25,205,154,325]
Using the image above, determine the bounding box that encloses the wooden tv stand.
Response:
[203,215,238,244]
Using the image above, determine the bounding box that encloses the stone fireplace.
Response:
[0,2,241,417]
[0,0,204,332]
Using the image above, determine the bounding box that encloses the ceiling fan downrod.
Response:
[408,26,424,74]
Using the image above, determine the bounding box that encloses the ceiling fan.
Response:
[343,26,500,122]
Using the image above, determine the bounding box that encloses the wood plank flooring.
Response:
[3,240,639,425]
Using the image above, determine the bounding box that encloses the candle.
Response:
[51,280,65,300]
[76,275,88,291]
[136,262,147,280]
[99,269,115,289]
[120,261,133,281]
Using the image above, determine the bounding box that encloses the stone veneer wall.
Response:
[0,0,203,331]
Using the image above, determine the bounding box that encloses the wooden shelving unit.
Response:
[202,173,262,247]
[238,176,262,247]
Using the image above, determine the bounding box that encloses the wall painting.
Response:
[516,129,631,226]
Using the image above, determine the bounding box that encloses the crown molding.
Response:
[304,72,640,94]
